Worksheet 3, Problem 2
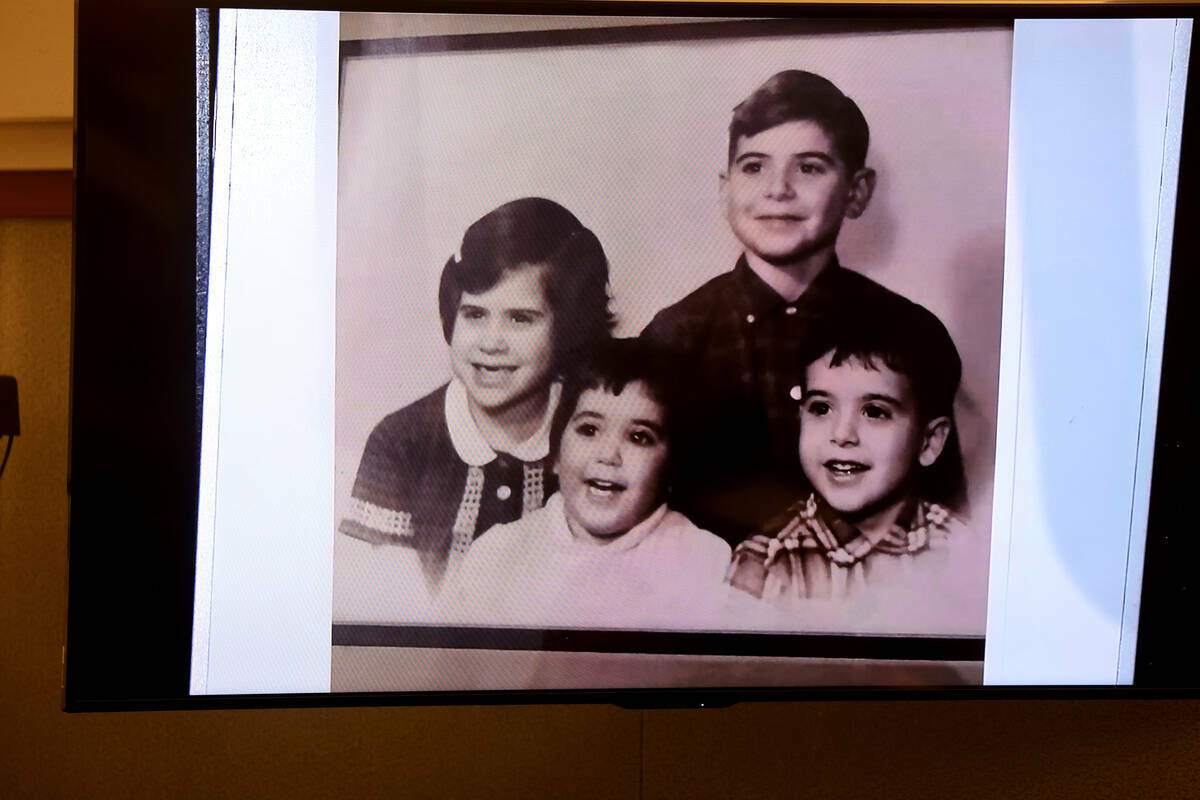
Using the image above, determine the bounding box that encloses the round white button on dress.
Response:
[496,485,512,501]
[789,385,804,401]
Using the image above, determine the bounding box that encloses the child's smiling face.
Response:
[722,119,873,269]
[556,382,669,542]
[799,352,948,528]
[449,265,555,415]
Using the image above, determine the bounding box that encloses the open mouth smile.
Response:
[583,478,626,500]
[824,460,870,479]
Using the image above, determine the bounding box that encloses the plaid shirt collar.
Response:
[809,491,921,549]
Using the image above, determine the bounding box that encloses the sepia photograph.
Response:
[331,14,1012,682]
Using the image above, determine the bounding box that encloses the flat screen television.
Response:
[66,1,1200,709]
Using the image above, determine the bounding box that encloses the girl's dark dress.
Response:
[340,380,559,590]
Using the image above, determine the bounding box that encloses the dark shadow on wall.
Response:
[948,227,1007,522]
[839,149,899,273]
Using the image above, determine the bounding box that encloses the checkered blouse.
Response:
[339,382,557,591]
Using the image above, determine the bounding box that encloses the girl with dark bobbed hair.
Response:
[438,197,613,371]
[340,198,613,593]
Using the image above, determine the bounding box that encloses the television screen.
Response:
[66,2,1199,708]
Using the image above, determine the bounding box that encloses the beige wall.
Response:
[0,0,73,120]
[0,0,73,169]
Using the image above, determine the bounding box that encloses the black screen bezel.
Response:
[66,0,1200,711]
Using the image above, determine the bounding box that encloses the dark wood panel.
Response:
[643,698,1200,799]
[0,170,73,218]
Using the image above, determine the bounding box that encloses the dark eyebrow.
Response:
[794,151,836,164]
[569,410,604,423]
[733,151,769,165]
[629,419,666,436]
[862,392,905,406]
[734,150,838,166]
[508,307,546,317]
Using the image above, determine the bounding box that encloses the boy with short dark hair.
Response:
[641,69,918,544]
[725,300,987,634]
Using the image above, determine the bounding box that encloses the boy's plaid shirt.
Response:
[726,492,959,603]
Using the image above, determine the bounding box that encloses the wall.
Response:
[0,0,73,170]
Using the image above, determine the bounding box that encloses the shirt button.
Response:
[790,385,804,401]
[746,313,756,324]
[785,306,797,315]
[496,485,512,501]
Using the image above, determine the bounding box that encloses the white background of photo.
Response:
[191,10,1188,693]
[333,21,1013,625]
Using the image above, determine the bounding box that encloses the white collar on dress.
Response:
[444,379,561,466]
[544,492,671,552]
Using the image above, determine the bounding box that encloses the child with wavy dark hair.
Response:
[443,337,731,629]
[340,198,613,593]
[726,297,987,633]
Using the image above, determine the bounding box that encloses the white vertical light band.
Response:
[985,18,1188,685]
[191,9,339,695]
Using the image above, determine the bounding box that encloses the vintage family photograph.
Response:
[331,15,1012,654]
